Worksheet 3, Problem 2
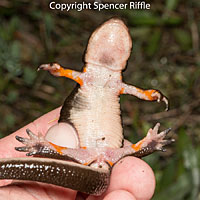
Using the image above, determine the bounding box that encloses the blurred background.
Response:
[0,0,200,199]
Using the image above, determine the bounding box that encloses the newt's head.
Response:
[85,18,132,72]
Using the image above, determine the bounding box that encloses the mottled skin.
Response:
[0,18,173,196]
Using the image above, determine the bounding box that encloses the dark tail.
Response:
[0,157,110,196]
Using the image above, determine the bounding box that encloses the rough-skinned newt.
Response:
[0,18,173,196]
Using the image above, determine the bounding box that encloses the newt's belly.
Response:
[69,86,123,148]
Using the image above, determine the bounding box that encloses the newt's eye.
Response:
[85,18,132,71]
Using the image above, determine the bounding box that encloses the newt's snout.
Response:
[85,18,132,71]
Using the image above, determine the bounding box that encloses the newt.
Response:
[0,18,173,196]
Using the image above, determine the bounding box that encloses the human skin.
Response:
[0,108,155,200]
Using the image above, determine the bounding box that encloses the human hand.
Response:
[0,108,155,200]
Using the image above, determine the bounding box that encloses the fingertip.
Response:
[103,190,136,200]
[87,190,136,200]
[108,157,155,200]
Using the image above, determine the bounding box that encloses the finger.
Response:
[106,157,155,200]
[0,181,77,200]
[103,190,136,200]
[87,190,136,200]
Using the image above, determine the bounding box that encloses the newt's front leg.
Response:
[38,63,84,86]
[120,83,169,111]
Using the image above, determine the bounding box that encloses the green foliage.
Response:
[125,11,161,26]
[23,67,37,85]
[166,0,180,10]
[151,129,200,199]
[145,28,161,57]
[4,113,16,129]
[173,29,192,51]
[0,39,22,77]
[123,10,182,26]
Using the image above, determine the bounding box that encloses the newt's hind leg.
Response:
[15,129,74,161]
[119,123,174,159]
[15,129,92,164]
[131,123,174,157]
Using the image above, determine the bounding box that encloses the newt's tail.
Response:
[0,157,110,195]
